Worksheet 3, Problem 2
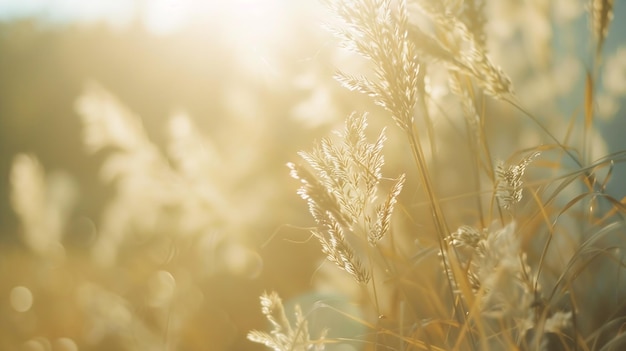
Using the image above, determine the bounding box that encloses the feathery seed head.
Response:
[496,152,540,210]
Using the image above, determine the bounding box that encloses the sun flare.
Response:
[143,0,293,44]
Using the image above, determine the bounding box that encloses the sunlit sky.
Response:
[0,0,303,36]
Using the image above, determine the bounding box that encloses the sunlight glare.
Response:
[142,0,292,43]
[207,0,290,43]
[142,0,190,35]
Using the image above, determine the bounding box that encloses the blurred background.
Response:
[0,1,355,350]
[1,1,625,350]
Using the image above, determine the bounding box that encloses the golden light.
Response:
[137,0,309,82]
[142,0,295,44]
[141,0,191,35]
[2,0,626,351]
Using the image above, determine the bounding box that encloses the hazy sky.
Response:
[0,0,135,24]
[0,0,296,35]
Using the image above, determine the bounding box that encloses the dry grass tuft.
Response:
[287,112,405,284]
[249,0,626,350]
[247,291,328,351]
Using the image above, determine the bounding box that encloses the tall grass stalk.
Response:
[249,0,626,350]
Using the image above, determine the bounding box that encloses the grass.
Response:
[248,0,626,350]
[2,0,625,350]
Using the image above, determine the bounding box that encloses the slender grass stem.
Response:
[405,122,477,350]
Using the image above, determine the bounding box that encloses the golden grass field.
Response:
[1,0,626,350]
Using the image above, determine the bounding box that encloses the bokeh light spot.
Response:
[10,286,33,313]
[221,243,263,279]
[54,338,78,351]
[21,338,50,351]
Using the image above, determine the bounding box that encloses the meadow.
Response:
[1,0,626,350]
